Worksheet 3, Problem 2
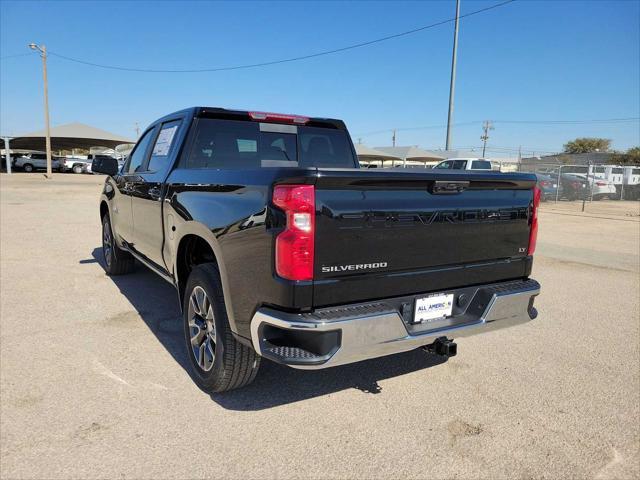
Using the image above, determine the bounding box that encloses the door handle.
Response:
[148,187,162,201]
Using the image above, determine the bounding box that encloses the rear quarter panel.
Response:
[163,167,317,339]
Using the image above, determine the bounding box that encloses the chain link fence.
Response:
[514,162,640,203]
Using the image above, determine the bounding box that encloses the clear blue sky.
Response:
[1,0,639,157]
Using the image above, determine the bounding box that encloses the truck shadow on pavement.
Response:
[86,247,448,411]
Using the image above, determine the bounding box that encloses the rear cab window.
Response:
[181,119,356,169]
[471,160,492,170]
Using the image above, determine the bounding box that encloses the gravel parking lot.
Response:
[1,173,639,479]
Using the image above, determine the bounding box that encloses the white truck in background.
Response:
[432,158,494,171]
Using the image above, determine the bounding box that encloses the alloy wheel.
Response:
[102,221,112,267]
[187,286,217,372]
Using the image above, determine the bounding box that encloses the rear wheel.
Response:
[73,164,83,174]
[101,214,135,275]
[183,263,260,393]
[23,163,33,173]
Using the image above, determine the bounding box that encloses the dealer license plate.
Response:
[414,293,454,323]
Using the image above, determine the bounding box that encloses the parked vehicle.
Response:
[12,153,62,172]
[570,173,617,200]
[433,158,494,171]
[61,157,91,174]
[557,173,616,201]
[94,107,541,393]
[558,173,588,200]
[88,154,122,175]
[534,173,561,201]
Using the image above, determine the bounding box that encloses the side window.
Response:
[127,128,155,174]
[148,120,181,173]
[451,160,467,169]
[435,161,451,169]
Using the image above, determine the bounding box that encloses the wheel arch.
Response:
[100,200,110,221]
[172,227,237,333]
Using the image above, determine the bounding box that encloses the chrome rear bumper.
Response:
[250,279,540,369]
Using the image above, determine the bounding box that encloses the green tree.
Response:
[609,146,640,165]
[626,146,640,162]
[563,138,611,153]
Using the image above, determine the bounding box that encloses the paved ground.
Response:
[1,173,639,479]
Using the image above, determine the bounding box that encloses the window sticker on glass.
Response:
[237,139,257,152]
[152,125,178,156]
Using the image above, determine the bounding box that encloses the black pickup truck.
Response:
[94,107,541,393]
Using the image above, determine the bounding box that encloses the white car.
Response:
[433,158,494,171]
[61,157,91,174]
[571,173,617,200]
[12,153,61,172]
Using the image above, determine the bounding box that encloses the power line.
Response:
[356,121,481,137]
[46,0,516,73]
[494,118,640,125]
[0,53,32,60]
[353,117,640,138]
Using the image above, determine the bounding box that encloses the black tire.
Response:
[183,263,260,393]
[73,164,83,174]
[101,214,135,275]
[23,163,33,173]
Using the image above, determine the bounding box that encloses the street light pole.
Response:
[445,0,461,151]
[29,43,52,178]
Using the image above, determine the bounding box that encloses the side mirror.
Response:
[92,157,119,176]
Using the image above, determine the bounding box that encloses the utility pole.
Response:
[517,145,522,172]
[392,129,396,147]
[29,43,52,177]
[134,122,140,138]
[445,0,461,150]
[480,120,494,157]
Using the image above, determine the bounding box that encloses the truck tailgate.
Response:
[312,170,536,307]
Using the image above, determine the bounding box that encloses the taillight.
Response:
[272,185,315,281]
[249,111,309,124]
[528,187,541,255]
[595,181,607,186]
[540,181,550,187]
